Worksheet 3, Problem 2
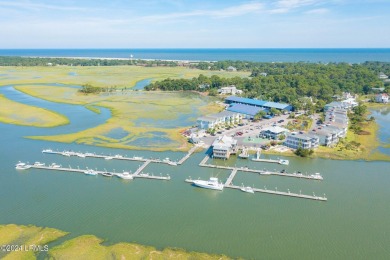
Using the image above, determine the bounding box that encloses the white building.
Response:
[212,135,238,159]
[284,133,319,150]
[260,126,289,140]
[197,111,241,130]
[375,93,389,103]
[218,86,243,95]
[379,72,388,80]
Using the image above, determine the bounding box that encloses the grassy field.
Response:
[0,224,68,260]
[0,94,69,127]
[15,85,222,151]
[49,235,230,260]
[0,224,230,260]
[0,66,250,88]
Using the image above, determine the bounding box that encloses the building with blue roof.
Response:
[227,103,268,119]
[225,96,292,111]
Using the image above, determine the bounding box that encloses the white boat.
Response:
[193,177,224,191]
[240,185,255,193]
[50,163,61,168]
[76,153,86,158]
[310,173,323,180]
[163,157,171,163]
[114,154,123,158]
[251,149,262,161]
[33,162,45,166]
[15,162,31,170]
[84,169,98,176]
[168,161,177,166]
[260,171,271,175]
[105,156,113,160]
[85,153,94,156]
[133,156,143,160]
[238,147,249,159]
[279,159,290,165]
[62,151,71,157]
[100,171,113,177]
[116,171,133,180]
[42,149,54,153]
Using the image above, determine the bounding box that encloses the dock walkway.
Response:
[224,169,238,186]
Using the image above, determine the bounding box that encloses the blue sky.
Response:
[0,0,389,48]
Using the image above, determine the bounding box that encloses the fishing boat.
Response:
[240,184,255,193]
[278,159,290,165]
[15,162,31,170]
[238,147,249,159]
[50,163,61,168]
[116,171,133,180]
[100,171,113,177]
[310,173,323,180]
[33,162,45,166]
[193,177,224,191]
[84,169,98,176]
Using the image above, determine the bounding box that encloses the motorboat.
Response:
[133,156,143,160]
[114,154,123,158]
[193,177,224,191]
[50,163,61,168]
[168,161,177,166]
[238,147,249,159]
[105,156,113,160]
[116,171,133,180]
[84,169,98,176]
[310,173,323,180]
[260,171,271,175]
[279,159,290,165]
[76,153,86,158]
[62,151,71,157]
[42,149,54,153]
[100,171,113,177]
[33,162,45,166]
[15,162,31,170]
[85,153,94,156]
[240,185,255,193]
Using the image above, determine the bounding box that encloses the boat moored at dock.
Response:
[15,162,31,170]
[33,162,45,166]
[84,169,98,176]
[240,185,254,193]
[193,177,224,191]
[116,171,133,180]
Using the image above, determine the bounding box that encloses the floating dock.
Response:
[199,155,323,181]
[18,163,170,181]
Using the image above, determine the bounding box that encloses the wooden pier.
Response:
[177,146,198,165]
[224,169,238,186]
[133,160,152,175]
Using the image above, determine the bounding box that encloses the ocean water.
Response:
[1,48,390,63]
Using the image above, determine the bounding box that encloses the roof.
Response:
[287,133,318,141]
[197,116,217,122]
[261,126,289,134]
[227,103,267,116]
[211,110,238,118]
[212,135,237,148]
[263,101,291,110]
[225,96,267,106]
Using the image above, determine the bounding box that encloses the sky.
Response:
[0,0,389,48]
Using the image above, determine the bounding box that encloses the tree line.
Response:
[145,62,388,110]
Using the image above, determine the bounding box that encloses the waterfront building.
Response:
[225,96,293,112]
[284,133,319,150]
[226,103,268,119]
[197,111,240,130]
[375,93,389,103]
[218,86,243,95]
[311,128,339,147]
[212,135,238,159]
[260,126,289,140]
